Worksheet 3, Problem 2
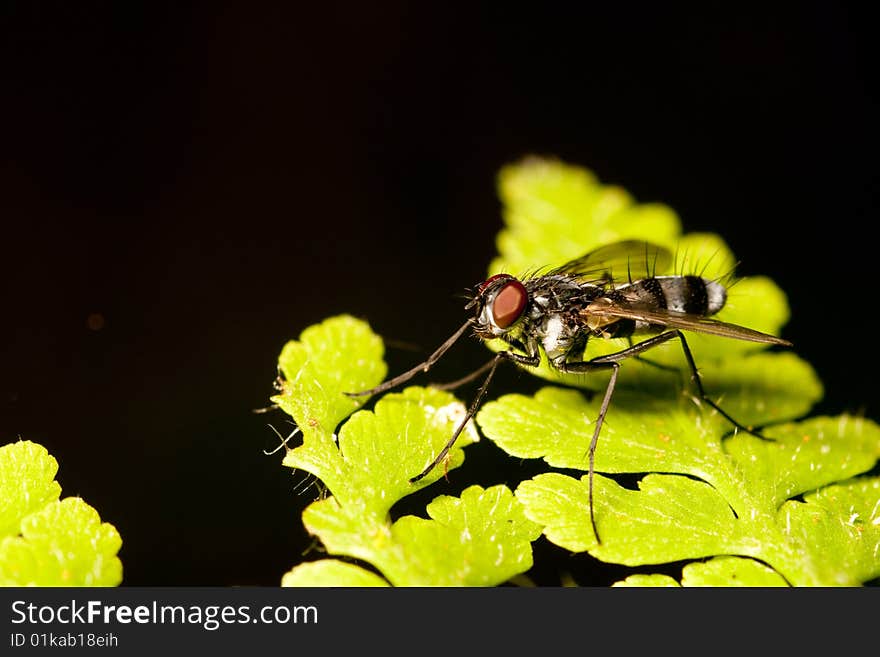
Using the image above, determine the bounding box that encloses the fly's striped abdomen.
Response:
[619,275,727,316]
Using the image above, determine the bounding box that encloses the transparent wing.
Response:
[551,240,673,283]
[584,299,792,345]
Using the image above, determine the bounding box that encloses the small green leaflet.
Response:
[501,413,880,585]
[272,315,387,497]
[0,440,61,538]
[286,484,541,586]
[273,316,540,586]
[613,557,789,587]
[0,441,122,586]
[282,559,389,587]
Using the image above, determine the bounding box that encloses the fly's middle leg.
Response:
[556,358,620,545]
[559,328,769,545]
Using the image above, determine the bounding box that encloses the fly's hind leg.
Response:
[591,330,769,438]
[627,337,685,387]
[664,330,771,440]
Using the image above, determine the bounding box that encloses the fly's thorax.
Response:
[521,277,599,357]
[538,312,577,361]
[526,275,595,308]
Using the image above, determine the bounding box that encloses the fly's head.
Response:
[468,273,529,339]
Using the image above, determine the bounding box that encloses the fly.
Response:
[345,240,792,543]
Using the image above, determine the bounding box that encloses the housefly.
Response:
[346,240,792,543]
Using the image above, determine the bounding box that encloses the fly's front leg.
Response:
[409,343,541,484]
[345,319,474,398]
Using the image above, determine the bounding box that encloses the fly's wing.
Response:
[550,240,673,284]
[584,299,793,345]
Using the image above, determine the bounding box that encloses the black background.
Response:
[1,3,876,586]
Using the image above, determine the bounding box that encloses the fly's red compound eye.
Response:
[492,280,527,329]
